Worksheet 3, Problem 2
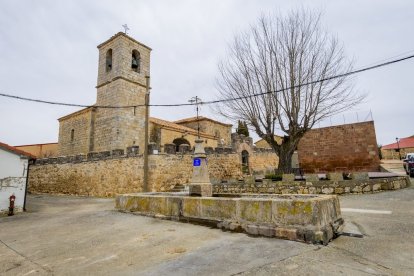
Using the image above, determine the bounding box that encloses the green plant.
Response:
[264,172,283,181]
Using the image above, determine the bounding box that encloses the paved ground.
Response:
[1,174,413,275]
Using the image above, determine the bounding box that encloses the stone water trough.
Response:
[116,192,343,245]
[116,140,343,245]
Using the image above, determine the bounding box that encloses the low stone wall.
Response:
[213,176,410,195]
[29,148,276,197]
[116,193,343,244]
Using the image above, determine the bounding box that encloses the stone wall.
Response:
[29,148,251,197]
[94,79,146,152]
[381,147,414,160]
[248,149,278,175]
[176,119,232,146]
[156,127,218,150]
[297,121,380,172]
[58,108,93,156]
[213,176,410,195]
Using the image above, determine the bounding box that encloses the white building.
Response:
[0,142,35,214]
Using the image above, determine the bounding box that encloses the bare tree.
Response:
[216,9,364,172]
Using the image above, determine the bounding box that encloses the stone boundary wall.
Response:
[213,176,410,195]
[29,147,276,197]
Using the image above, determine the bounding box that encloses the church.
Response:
[57,32,232,156]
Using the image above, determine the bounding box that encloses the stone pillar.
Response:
[179,144,191,154]
[189,139,212,197]
[127,146,139,156]
[164,143,176,154]
[148,142,159,154]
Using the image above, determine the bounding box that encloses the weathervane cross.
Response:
[122,24,130,34]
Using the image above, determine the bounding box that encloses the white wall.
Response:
[0,148,28,213]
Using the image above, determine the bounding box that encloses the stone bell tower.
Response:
[93,32,151,153]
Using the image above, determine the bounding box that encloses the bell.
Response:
[131,59,138,69]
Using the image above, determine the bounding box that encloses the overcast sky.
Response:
[0,0,413,147]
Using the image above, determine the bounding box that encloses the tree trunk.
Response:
[277,144,295,173]
[275,135,301,173]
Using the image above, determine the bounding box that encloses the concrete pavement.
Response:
[1,182,413,275]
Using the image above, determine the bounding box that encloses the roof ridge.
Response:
[150,117,214,138]
[0,141,36,159]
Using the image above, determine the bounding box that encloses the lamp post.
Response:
[396,137,401,160]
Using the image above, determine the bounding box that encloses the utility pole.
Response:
[143,76,150,192]
[189,96,202,138]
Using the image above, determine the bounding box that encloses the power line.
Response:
[1,53,414,109]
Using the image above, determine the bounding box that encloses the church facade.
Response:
[58,33,231,156]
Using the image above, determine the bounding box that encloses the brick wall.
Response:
[297,121,380,172]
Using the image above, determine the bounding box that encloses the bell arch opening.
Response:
[131,50,140,73]
[106,49,112,72]
[173,138,190,152]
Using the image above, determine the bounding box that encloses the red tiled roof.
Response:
[0,142,36,159]
[174,116,232,127]
[150,117,215,139]
[382,137,414,150]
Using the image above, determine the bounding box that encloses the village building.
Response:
[381,136,414,159]
[15,142,58,158]
[26,32,382,197]
[57,32,232,157]
[0,142,35,214]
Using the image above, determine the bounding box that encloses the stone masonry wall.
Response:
[29,150,247,197]
[178,120,232,146]
[213,176,410,195]
[157,127,218,150]
[297,121,380,173]
[381,147,414,160]
[58,109,92,156]
[94,79,146,152]
[248,150,279,175]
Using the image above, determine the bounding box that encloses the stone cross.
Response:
[122,24,130,34]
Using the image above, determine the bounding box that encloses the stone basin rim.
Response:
[117,192,331,201]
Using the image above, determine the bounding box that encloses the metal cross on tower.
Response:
[189,96,202,138]
[122,24,130,34]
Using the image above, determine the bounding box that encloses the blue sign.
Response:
[193,158,201,166]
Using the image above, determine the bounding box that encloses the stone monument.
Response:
[189,139,212,196]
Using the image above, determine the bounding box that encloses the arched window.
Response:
[131,50,140,73]
[172,138,190,152]
[70,129,75,142]
[106,49,112,72]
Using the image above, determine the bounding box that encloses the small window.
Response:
[131,50,140,73]
[106,49,113,72]
[70,129,75,142]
